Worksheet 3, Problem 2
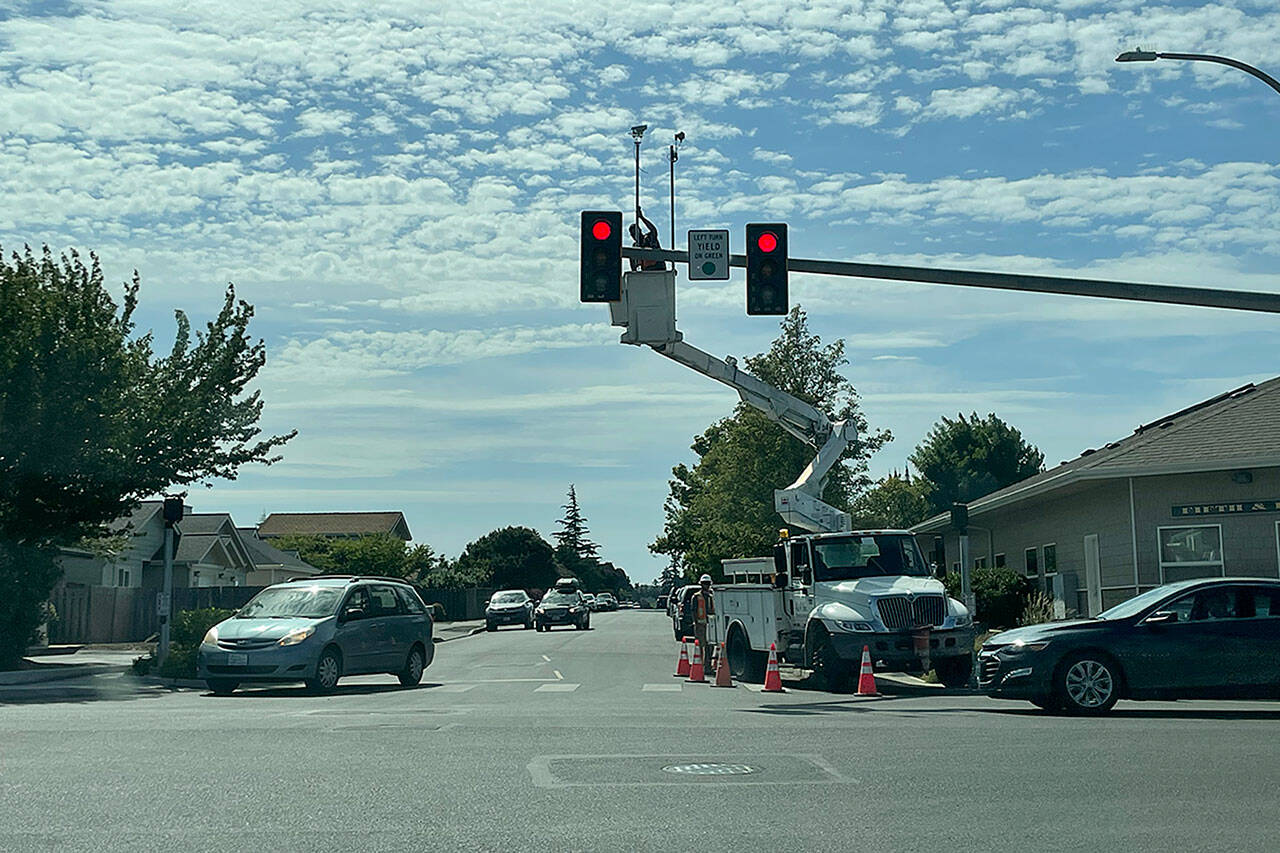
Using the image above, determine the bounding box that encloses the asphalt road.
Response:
[3,610,1279,852]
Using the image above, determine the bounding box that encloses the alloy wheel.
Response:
[1065,659,1114,708]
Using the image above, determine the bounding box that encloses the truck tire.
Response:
[727,626,766,683]
[934,655,973,689]
[808,627,852,693]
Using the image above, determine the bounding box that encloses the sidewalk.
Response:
[1,648,140,686]
[434,619,485,642]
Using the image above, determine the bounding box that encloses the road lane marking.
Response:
[435,684,477,693]
[534,683,579,692]
[642,683,683,692]
[553,670,563,680]
[541,655,551,662]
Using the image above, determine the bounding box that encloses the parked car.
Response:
[670,584,699,641]
[196,576,433,695]
[535,590,591,631]
[582,593,598,611]
[485,589,535,631]
[979,577,1280,714]
[656,594,669,611]
[595,592,618,611]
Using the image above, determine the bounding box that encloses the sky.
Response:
[3,0,1279,584]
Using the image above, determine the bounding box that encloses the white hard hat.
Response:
[699,574,712,584]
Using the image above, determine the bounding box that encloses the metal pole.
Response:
[1117,51,1280,98]
[669,145,675,250]
[620,246,1280,314]
[159,523,173,664]
[958,533,973,612]
[634,138,641,226]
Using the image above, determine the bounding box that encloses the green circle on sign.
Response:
[701,261,716,275]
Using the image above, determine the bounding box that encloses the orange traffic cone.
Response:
[674,638,690,677]
[856,645,879,696]
[762,642,784,692]
[712,642,733,688]
[687,640,707,682]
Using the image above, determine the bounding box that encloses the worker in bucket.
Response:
[692,574,715,665]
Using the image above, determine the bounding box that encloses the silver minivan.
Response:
[196,576,434,695]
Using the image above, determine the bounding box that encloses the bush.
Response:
[944,566,1033,629]
[1018,591,1057,627]
[150,607,235,679]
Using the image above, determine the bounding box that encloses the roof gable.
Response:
[257,511,412,540]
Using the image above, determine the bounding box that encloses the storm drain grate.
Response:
[662,763,756,776]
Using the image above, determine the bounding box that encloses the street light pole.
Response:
[1116,50,1280,98]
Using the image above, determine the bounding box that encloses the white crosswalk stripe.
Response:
[534,683,580,692]
[642,683,683,692]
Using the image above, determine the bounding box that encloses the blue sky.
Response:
[3,1,1279,583]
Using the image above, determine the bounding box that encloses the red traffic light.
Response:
[591,220,613,241]
[756,231,778,253]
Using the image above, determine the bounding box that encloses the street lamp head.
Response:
[1116,49,1159,63]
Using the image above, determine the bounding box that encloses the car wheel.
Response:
[727,626,765,683]
[206,679,238,696]
[1054,653,1120,715]
[398,645,426,687]
[306,648,342,694]
[934,656,973,689]
[525,618,534,630]
[808,627,852,692]
[486,622,497,632]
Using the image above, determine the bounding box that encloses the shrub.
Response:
[152,607,235,679]
[944,566,1033,629]
[1018,591,1057,626]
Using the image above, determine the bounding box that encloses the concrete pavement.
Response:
[2,610,1279,852]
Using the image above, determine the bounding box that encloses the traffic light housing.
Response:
[745,223,788,315]
[580,211,622,302]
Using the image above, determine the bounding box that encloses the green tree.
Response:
[850,473,931,530]
[909,412,1045,516]
[0,247,294,669]
[553,484,599,560]
[650,307,890,579]
[455,526,561,591]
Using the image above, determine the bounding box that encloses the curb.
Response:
[132,675,205,689]
[0,662,126,686]
[434,626,487,643]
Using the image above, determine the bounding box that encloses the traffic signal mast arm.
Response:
[648,337,855,534]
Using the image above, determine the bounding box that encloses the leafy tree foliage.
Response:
[909,412,1045,516]
[0,248,294,669]
[850,473,931,530]
[651,307,890,580]
[944,565,1034,629]
[553,484,598,560]
[271,533,413,579]
[454,526,561,591]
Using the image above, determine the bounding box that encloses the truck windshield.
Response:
[811,535,930,581]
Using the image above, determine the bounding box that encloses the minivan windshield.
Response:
[811,535,930,581]
[541,592,578,607]
[492,592,526,604]
[237,586,344,619]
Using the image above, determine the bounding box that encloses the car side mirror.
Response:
[1145,611,1178,626]
[799,566,812,586]
[342,606,364,622]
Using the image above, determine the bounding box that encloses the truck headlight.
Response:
[202,626,219,645]
[954,612,973,627]
[835,620,874,633]
[278,626,316,646]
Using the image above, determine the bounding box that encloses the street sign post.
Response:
[688,229,729,280]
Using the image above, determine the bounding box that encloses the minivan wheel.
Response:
[398,646,425,687]
[206,679,238,696]
[306,648,342,693]
[1055,653,1120,715]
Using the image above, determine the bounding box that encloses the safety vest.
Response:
[694,591,709,623]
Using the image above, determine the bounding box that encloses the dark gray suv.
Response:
[197,576,434,695]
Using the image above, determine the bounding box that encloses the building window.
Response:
[951,561,960,574]
[1158,525,1224,583]
[1043,543,1057,594]
[116,568,130,587]
[994,553,1006,568]
[1025,547,1039,577]
[974,556,987,570]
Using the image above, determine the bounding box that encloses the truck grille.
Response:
[876,595,946,630]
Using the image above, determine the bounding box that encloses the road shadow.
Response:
[0,678,170,706]
[207,681,432,699]
[986,705,1280,721]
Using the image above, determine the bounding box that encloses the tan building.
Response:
[912,379,1280,616]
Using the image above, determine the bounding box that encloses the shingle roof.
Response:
[913,376,1280,531]
[108,500,162,534]
[236,528,320,574]
[257,511,411,540]
[171,534,222,564]
[179,513,235,535]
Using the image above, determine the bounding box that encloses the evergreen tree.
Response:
[909,412,1045,516]
[553,484,599,560]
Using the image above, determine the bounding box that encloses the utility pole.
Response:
[157,496,184,664]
